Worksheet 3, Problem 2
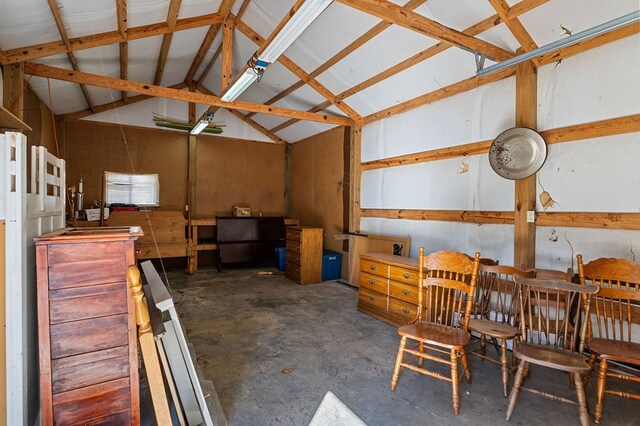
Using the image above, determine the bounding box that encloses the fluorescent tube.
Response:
[190,119,209,135]
[221,69,259,102]
[259,0,333,64]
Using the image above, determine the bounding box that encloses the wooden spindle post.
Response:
[127,265,171,424]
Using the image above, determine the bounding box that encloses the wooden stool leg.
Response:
[460,351,471,384]
[480,334,486,357]
[594,359,608,424]
[391,336,407,391]
[583,352,597,386]
[450,349,460,415]
[500,339,509,397]
[417,342,424,367]
[506,359,527,421]
[573,372,590,426]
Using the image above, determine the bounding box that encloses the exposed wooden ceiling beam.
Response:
[63,82,187,120]
[270,101,332,134]
[0,12,223,65]
[153,0,182,86]
[335,0,514,61]
[185,0,235,84]
[364,67,516,124]
[116,0,128,103]
[220,15,234,89]
[196,84,287,144]
[507,0,548,19]
[25,62,353,126]
[488,0,537,52]
[245,0,426,120]
[47,0,96,113]
[235,19,360,123]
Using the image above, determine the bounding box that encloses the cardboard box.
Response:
[84,208,110,221]
[232,206,251,217]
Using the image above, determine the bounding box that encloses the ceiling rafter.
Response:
[153,0,182,86]
[335,0,515,61]
[46,0,96,113]
[220,14,234,89]
[245,0,427,120]
[274,0,543,132]
[63,82,187,120]
[24,62,353,126]
[197,84,286,144]
[235,19,361,123]
[116,0,128,103]
[270,100,332,134]
[0,12,224,65]
[185,0,235,84]
[488,0,537,52]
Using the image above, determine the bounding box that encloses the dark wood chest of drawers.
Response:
[35,227,142,425]
[357,253,421,326]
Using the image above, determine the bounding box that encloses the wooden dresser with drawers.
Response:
[285,226,323,284]
[35,227,142,425]
[357,253,422,327]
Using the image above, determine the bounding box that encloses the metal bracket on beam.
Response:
[475,53,486,72]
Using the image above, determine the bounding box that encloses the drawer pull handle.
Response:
[402,289,411,295]
[403,273,411,279]
[369,265,377,271]
[369,280,376,285]
[368,296,375,301]
[401,308,410,314]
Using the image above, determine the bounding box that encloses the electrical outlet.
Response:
[185,205,189,211]
[527,211,535,223]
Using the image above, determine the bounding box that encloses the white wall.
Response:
[360,36,640,270]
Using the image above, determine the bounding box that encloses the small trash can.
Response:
[322,249,343,281]
[275,246,286,271]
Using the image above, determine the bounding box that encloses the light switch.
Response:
[527,211,535,223]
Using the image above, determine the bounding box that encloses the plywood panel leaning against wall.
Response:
[290,127,346,277]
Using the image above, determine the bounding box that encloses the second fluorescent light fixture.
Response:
[220,0,333,102]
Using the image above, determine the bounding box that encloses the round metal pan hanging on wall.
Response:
[488,127,547,180]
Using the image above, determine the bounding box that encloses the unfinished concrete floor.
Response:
[166,266,636,426]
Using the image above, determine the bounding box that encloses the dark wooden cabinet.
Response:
[35,227,142,426]
[216,216,285,270]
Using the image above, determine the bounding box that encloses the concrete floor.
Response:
[166,266,637,426]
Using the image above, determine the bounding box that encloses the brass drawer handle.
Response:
[369,280,376,285]
[402,289,411,295]
[403,273,411,279]
[368,295,375,301]
[369,265,377,271]
[402,308,410,314]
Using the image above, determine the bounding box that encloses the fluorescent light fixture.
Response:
[477,11,640,77]
[221,69,259,102]
[219,0,332,102]
[259,0,333,64]
[189,119,209,135]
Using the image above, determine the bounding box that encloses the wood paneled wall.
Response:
[61,120,285,216]
[289,126,346,278]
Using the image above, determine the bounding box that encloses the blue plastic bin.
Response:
[322,249,343,281]
[275,246,286,271]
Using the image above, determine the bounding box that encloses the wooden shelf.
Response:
[0,106,31,132]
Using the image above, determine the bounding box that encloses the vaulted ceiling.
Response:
[0,0,637,143]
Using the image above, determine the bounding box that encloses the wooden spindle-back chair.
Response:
[577,255,640,424]
[390,249,480,415]
[506,276,599,426]
[468,264,535,396]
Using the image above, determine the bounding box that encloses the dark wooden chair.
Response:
[390,248,481,415]
[468,264,535,397]
[577,255,640,424]
[506,276,599,426]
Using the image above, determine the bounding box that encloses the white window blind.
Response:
[105,172,159,206]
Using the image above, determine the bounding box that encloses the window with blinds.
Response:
[105,171,159,206]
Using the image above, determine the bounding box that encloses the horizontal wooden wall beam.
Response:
[0,12,224,65]
[360,209,640,230]
[362,114,640,170]
[24,63,353,126]
[361,209,515,224]
[536,212,640,230]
